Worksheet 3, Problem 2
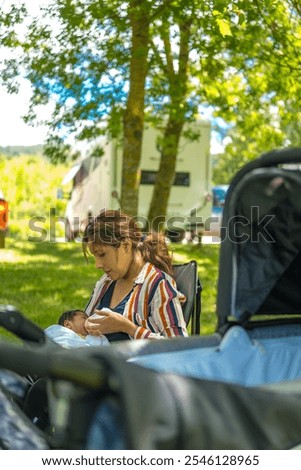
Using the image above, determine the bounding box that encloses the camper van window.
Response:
[74,158,92,186]
[140,171,156,185]
[141,170,190,187]
[174,172,190,186]
[74,165,85,185]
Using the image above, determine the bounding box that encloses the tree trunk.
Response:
[147,17,191,230]
[148,118,185,231]
[120,1,150,216]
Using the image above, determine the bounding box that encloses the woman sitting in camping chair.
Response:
[83,209,188,342]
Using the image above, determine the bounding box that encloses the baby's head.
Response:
[58,310,88,336]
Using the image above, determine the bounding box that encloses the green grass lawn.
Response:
[0,237,220,341]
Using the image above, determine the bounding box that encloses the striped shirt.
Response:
[85,262,188,340]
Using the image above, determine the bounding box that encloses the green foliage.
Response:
[0,145,44,157]
[209,0,301,183]
[0,0,300,202]
[0,155,69,237]
[0,238,220,340]
[43,136,77,164]
[6,0,132,146]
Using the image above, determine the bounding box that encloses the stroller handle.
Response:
[0,337,106,389]
[0,304,46,344]
[259,147,301,167]
[230,148,301,186]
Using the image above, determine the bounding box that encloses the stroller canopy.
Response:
[217,147,301,328]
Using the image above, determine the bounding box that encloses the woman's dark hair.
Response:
[58,310,86,326]
[82,209,173,275]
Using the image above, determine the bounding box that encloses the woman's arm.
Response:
[133,278,188,339]
[85,309,138,337]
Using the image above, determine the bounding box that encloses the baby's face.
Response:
[68,312,88,336]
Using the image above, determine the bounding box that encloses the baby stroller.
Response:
[123,146,301,385]
[1,146,301,450]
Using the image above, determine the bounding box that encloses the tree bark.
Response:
[147,17,191,230]
[148,117,185,231]
[120,1,150,216]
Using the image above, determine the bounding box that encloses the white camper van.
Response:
[62,121,212,241]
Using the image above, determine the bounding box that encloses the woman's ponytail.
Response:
[137,232,173,275]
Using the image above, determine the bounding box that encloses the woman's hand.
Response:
[85,309,137,337]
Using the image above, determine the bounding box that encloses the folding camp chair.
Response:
[172,260,202,335]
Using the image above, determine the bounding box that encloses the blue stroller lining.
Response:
[130,326,301,386]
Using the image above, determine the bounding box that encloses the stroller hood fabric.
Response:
[217,148,301,326]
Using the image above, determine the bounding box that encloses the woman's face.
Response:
[90,242,133,280]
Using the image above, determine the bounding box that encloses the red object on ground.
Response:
[0,199,8,230]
